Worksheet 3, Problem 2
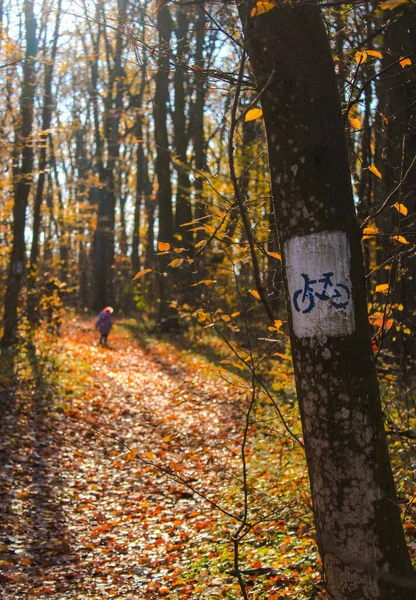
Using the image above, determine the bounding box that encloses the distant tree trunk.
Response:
[27,1,61,322]
[376,5,416,369]
[1,0,37,347]
[173,5,192,240]
[154,5,175,329]
[238,2,414,599]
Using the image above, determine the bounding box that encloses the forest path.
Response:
[0,318,249,599]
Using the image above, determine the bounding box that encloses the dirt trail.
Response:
[0,319,247,599]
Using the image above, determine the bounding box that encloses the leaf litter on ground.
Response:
[0,318,338,598]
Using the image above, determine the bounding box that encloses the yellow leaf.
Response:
[380,0,408,9]
[333,55,340,61]
[132,139,143,143]
[368,164,382,178]
[272,352,291,360]
[195,239,207,248]
[191,279,217,287]
[245,107,263,122]
[366,50,383,59]
[168,258,184,268]
[399,57,412,68]
[221,315,231,322]
[250,0,277,18]
[362,225,380,240]
[158,241,170,251]
[375,284,389,293]
[204,224,216,235]
[355,51,368,65]
[125,448,138,462]
[349,117,362,131]
[219,360,244,371]
[231,311,240,318]
[266,250,282,261]
[133,268,152,281]
[392,203,408,216]
[173,247,186,253]
[393,235,410,245]
[273,319,283,330]
[249,289,261,300]
[143,451,155,461]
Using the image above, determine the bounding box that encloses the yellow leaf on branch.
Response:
[245,107,263,122]
[168,258,184,268]
[249,289,261,300]
[393,235,410,245]
[362,224,380,240]
[266,250,282,260]
[375,283,389,293]
[392,203,408,216]
[355,51,368,64]
[380,0,408,8]
[366,50,383,59]
[158,241,170,251]
[399,57,412,68]
[349,117,362,130]
[368,164,382,178]
[250,0,277,18]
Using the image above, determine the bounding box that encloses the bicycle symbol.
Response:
[293,272,351,314]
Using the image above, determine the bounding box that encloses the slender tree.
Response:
[1,0,38,347]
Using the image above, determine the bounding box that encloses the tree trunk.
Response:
[27,1,61,322]
[237,2,414,599]
[1,0,37,347]
[154,5,175,329]
[375,5,416,370]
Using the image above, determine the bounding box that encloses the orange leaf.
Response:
[158,241,170,251]
[133,268,152,281]
[375,283,389,293]
[362,225,380,240]
[266,250,282,260]
[393,235,410,245]
[399,57,412,68]
[249,289,261,300]
[245,107,263,122]
[366,50,383,59]
[368,164,382,178]
[380,0,408,8]
[251,0,277,18]
[392,203,408,216]
[355,51,368,64]
[349,117,362,131]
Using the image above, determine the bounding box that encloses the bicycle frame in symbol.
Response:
[293,271,351,314]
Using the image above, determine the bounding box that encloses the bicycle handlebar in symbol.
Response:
[293,272,351,314]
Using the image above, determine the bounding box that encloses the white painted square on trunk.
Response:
[284,231,355,338]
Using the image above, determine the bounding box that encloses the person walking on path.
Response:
[95,307,113,346]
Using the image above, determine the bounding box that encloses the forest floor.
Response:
[0,317,414,599]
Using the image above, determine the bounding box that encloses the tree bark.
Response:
[1,0,37,347]
[237,2,414,599]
